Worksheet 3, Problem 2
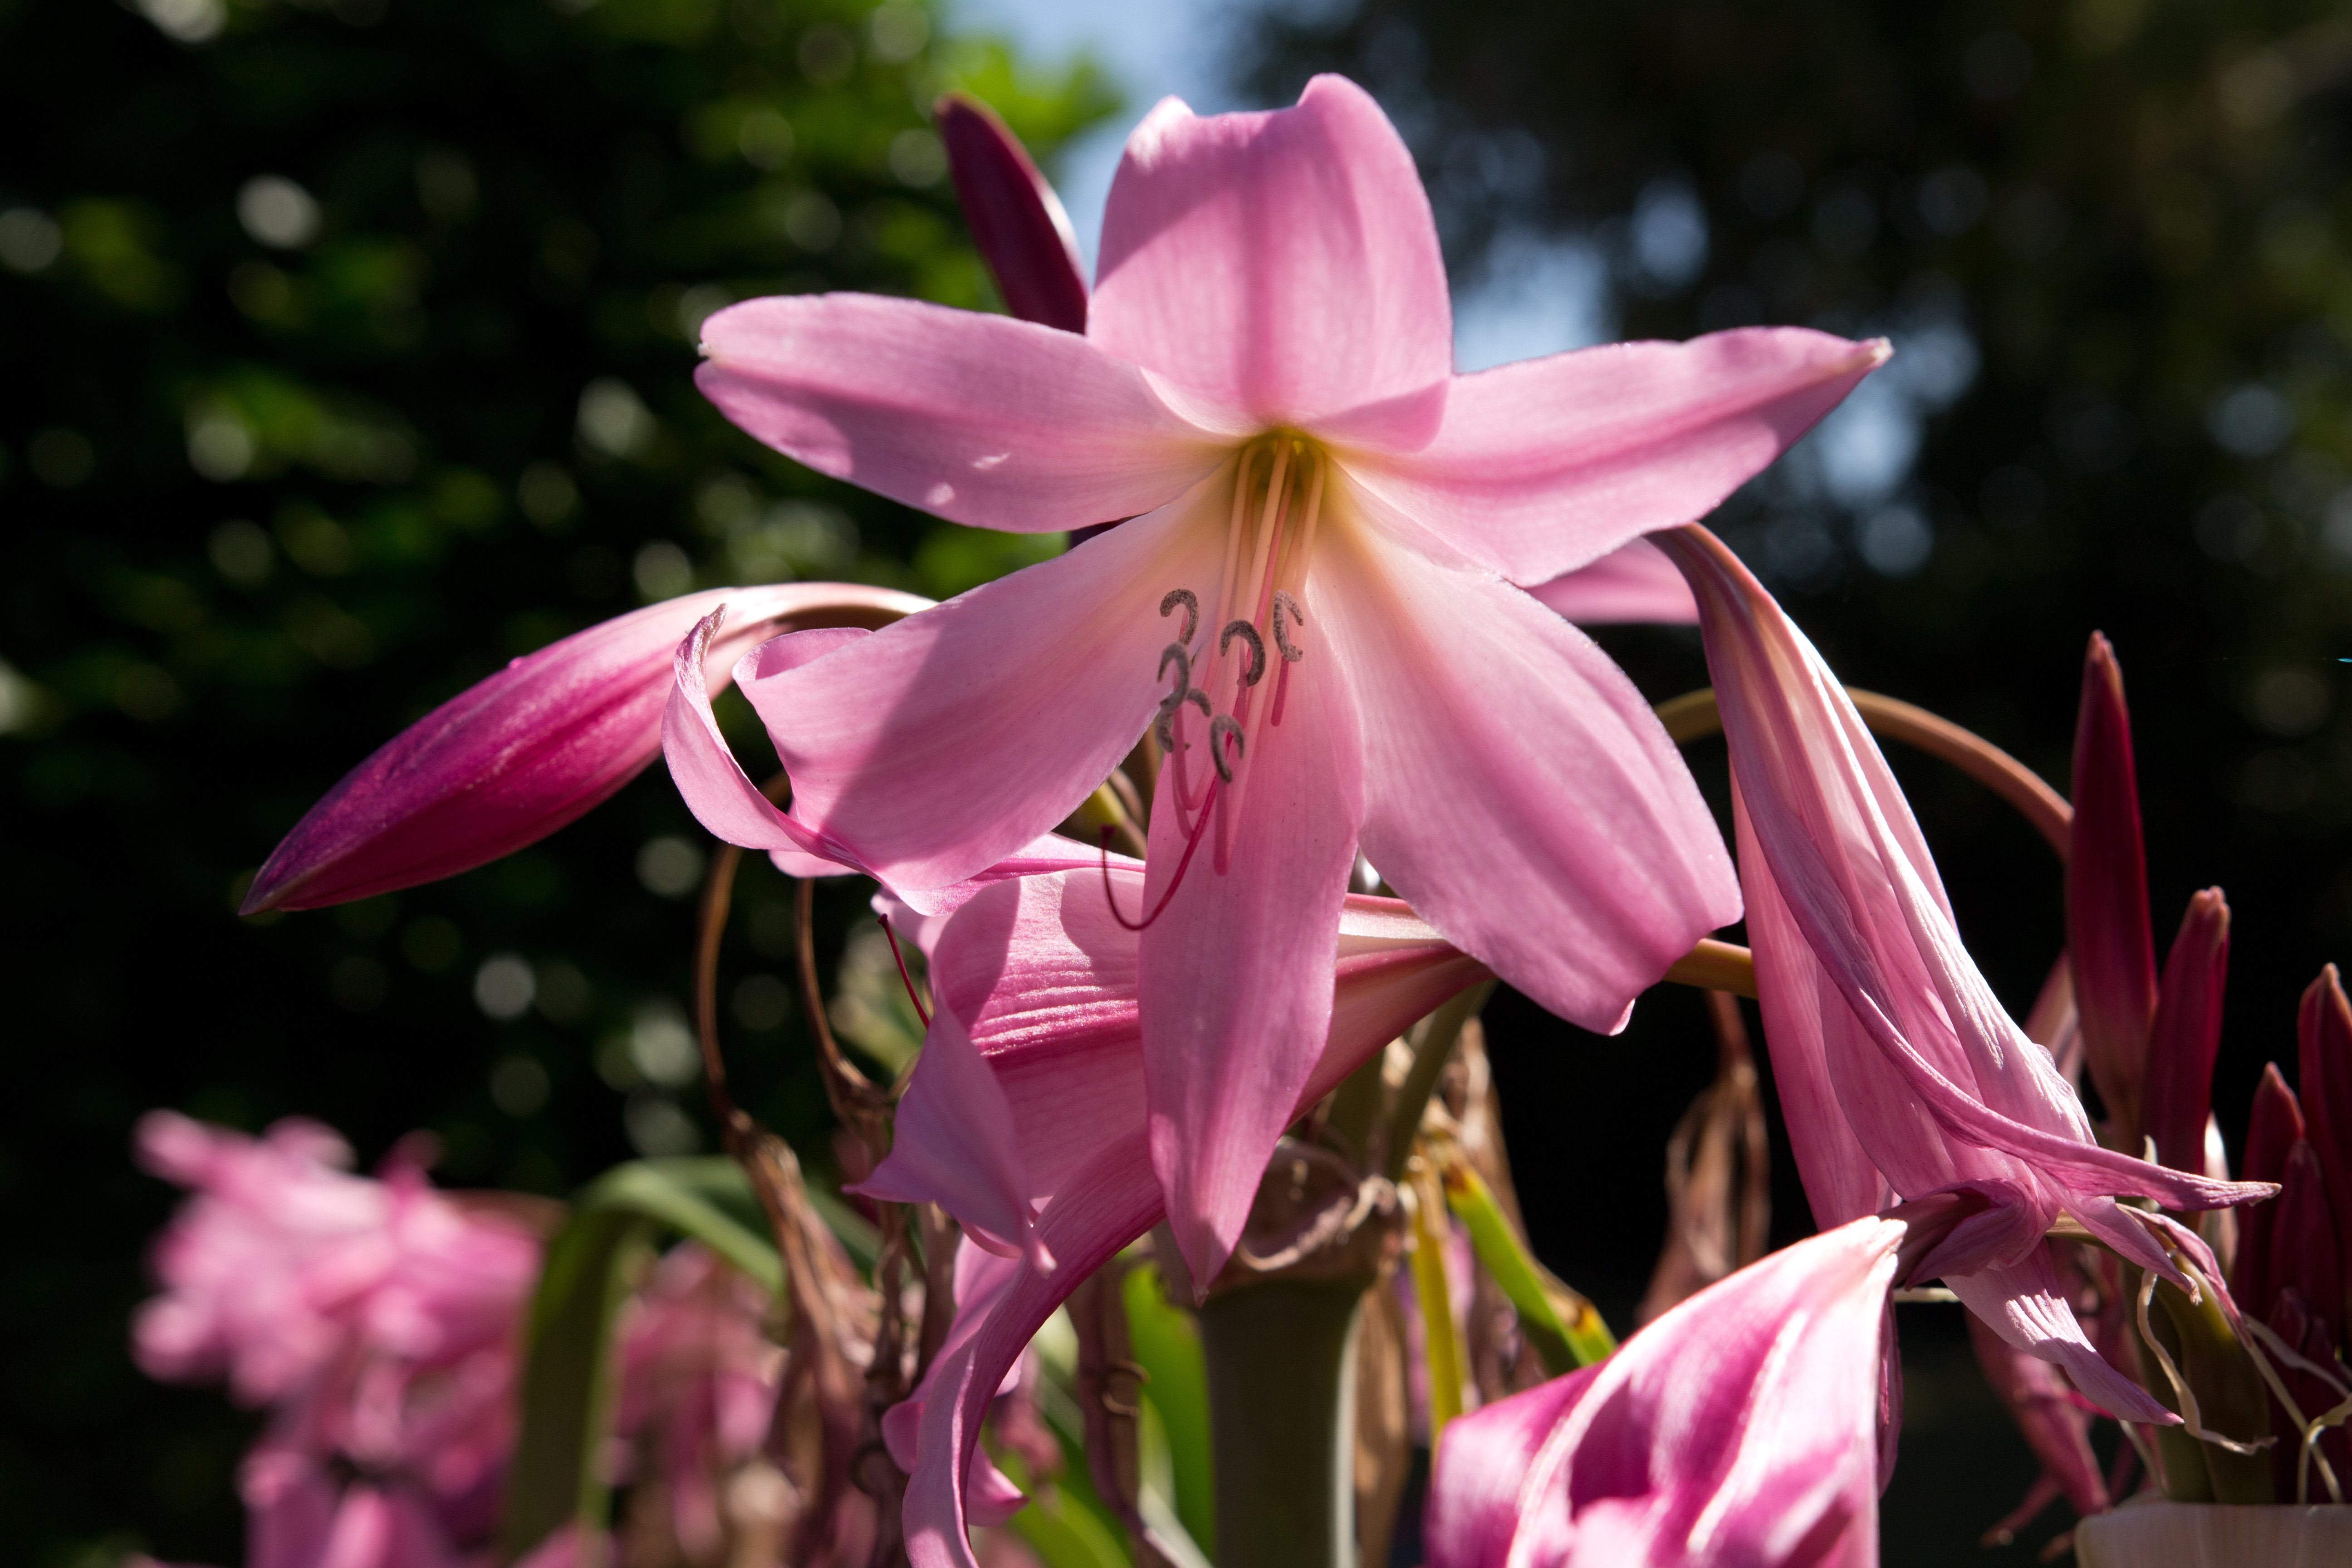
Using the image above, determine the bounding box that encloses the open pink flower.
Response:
[1425,1215,1907,1568]
[685,74,1882,1281]
[241,582,926,913]
[829,858,1480,1563]
[1656,525,2269,1423]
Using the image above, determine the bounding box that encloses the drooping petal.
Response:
[2143,889,2230,1174]
[1427,1217,1903,1568]
[742,478,1234,890]
[851,1006,1050,1271]
[1735,797,1894,1229]
[903,1141,1167,1568]
[1965,1304,2111,1526]
[1319,493,1738,1034]
[1344,330,1887,586]
[1520,536,1697,626]
[242,583,924,912]
[2067,632,2159,1146]
[1092,75,1450,425]
[1659,525,2265,1220]
[696,294,1225,532]
[935,93,1088,334]
[661,611,858,869]
[1138,616,1364,1288]
[1947,1254,2173,1425]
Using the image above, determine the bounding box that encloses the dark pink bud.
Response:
[2067,632,2158,1145]
[2272,1142,2344,1343]
[2296,968,2352,1328]
[242,583,925,912]
[2230,1063,2305,1315]
[935,94,1088,333]
[2143,888,2230,1174]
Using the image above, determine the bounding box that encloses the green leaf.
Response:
[501,1156,816,1562]
[1121,1262,1215,1555]
[500,1207,651,1561]
[1443,1161,1616,1374]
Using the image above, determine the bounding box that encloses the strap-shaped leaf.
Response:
[501,1157,815,1562]
[1442,1159,1616,1373]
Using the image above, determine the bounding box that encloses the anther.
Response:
[1208,715,1245,781]
[1219,620,1266,687]
[1271,591,1305,663]
[1155,686,1210,750]
[1157,642,1191,697]
[1160,588,1200,645]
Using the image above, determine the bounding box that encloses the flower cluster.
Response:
[209,67,2310,1568]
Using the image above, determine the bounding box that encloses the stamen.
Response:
[1159,588,1200,646]
[1208,714,1245,782]
[1270,591,1305,662]
[1152,687,1210,752]
[878,916,930,1029]
[1219,620,1266,687]
[1157,642,1191,696]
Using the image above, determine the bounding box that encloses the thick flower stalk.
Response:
[684,73,1884,1282]
[241,582,926,913]
[1424,1214,1912,1568]
[1656,525,2270,1422]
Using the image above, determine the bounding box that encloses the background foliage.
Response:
[10,0,2352,1563]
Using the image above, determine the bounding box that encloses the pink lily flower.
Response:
[1654,525,2269,1423]
[822,856,1480,1563]
[1423,1214,1911,1568]
[133,1112,545,1567]
[686,73,1884,1280]
[241,581,926,913]
[1522,536,1697,626]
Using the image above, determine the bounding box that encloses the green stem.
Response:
[1199,1279,1366,1568]
[1382,980,1494,1182]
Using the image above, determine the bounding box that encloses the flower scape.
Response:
[149,71,2352,1568]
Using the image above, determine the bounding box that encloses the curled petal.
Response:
[243,583,923,911]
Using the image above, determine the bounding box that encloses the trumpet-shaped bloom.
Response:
[1424,1215,1906,1568]
[836,859,1481,1564]
[687,74,1881,1281]
[1656,525,2269,1423]
[242,582,926,913]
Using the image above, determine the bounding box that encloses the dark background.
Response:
[6,0,2346,1563]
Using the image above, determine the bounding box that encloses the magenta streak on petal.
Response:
[1092,75,1452,427]
[696,294,1223,533]
[935,95,1088,334]
[242,583,925,912]
[1426,1217,1902,1568]
[1344,330,1890,587]
[1520,535,1699,625]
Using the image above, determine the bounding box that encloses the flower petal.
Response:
[244,583,923,912]
[1345,329,1887,585]
[1092,75,1450,424]
[744,479,1235,890]
[903,1141,1166,1568]
[1947,1254,2174,1425]
[851,1005,1051,1271]
[1137,614,1365,1289]
[1429,1217,1902,1568]
[1520,536,1697,626]
[696,294,1225,531]
[936,94,1089,334]
[661,611,858,869]
[1318,495,1738,1033]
